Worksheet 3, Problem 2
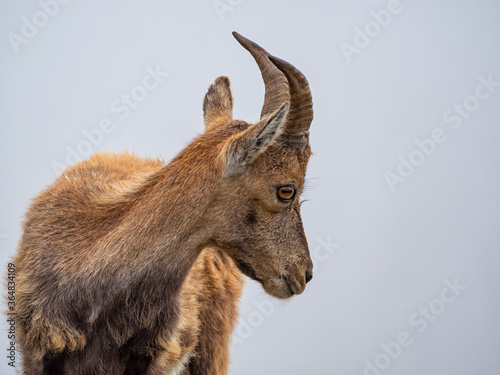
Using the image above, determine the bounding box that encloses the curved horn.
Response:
[268,55,313,143]
[232,32,290,119]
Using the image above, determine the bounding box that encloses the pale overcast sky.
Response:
[1,1,500,374]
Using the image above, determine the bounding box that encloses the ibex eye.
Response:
[277,186,296,202]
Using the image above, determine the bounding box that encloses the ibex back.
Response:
[12,32,314,374]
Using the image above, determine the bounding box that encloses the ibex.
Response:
[12,32,314,374]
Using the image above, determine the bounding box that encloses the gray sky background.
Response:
[1,0,500,374]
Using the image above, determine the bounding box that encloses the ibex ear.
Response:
[203,76,234,131]
[221,102,289,178]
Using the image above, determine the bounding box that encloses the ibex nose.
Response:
[305,269,313,284]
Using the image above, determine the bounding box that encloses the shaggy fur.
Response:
[11,34,314,374]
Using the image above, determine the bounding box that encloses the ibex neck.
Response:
[83,146,223,351]
[118,145,222,277]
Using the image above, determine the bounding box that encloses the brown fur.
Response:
[11,35,313,374]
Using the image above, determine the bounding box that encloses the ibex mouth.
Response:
[280,275,301,296]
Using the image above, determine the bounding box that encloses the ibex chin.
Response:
[12,32,314,375]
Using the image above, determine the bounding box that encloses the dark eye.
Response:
[277,186,296,202]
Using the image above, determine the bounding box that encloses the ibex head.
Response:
[203,32,314,299]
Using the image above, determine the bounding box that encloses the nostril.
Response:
[305,269,313,283]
